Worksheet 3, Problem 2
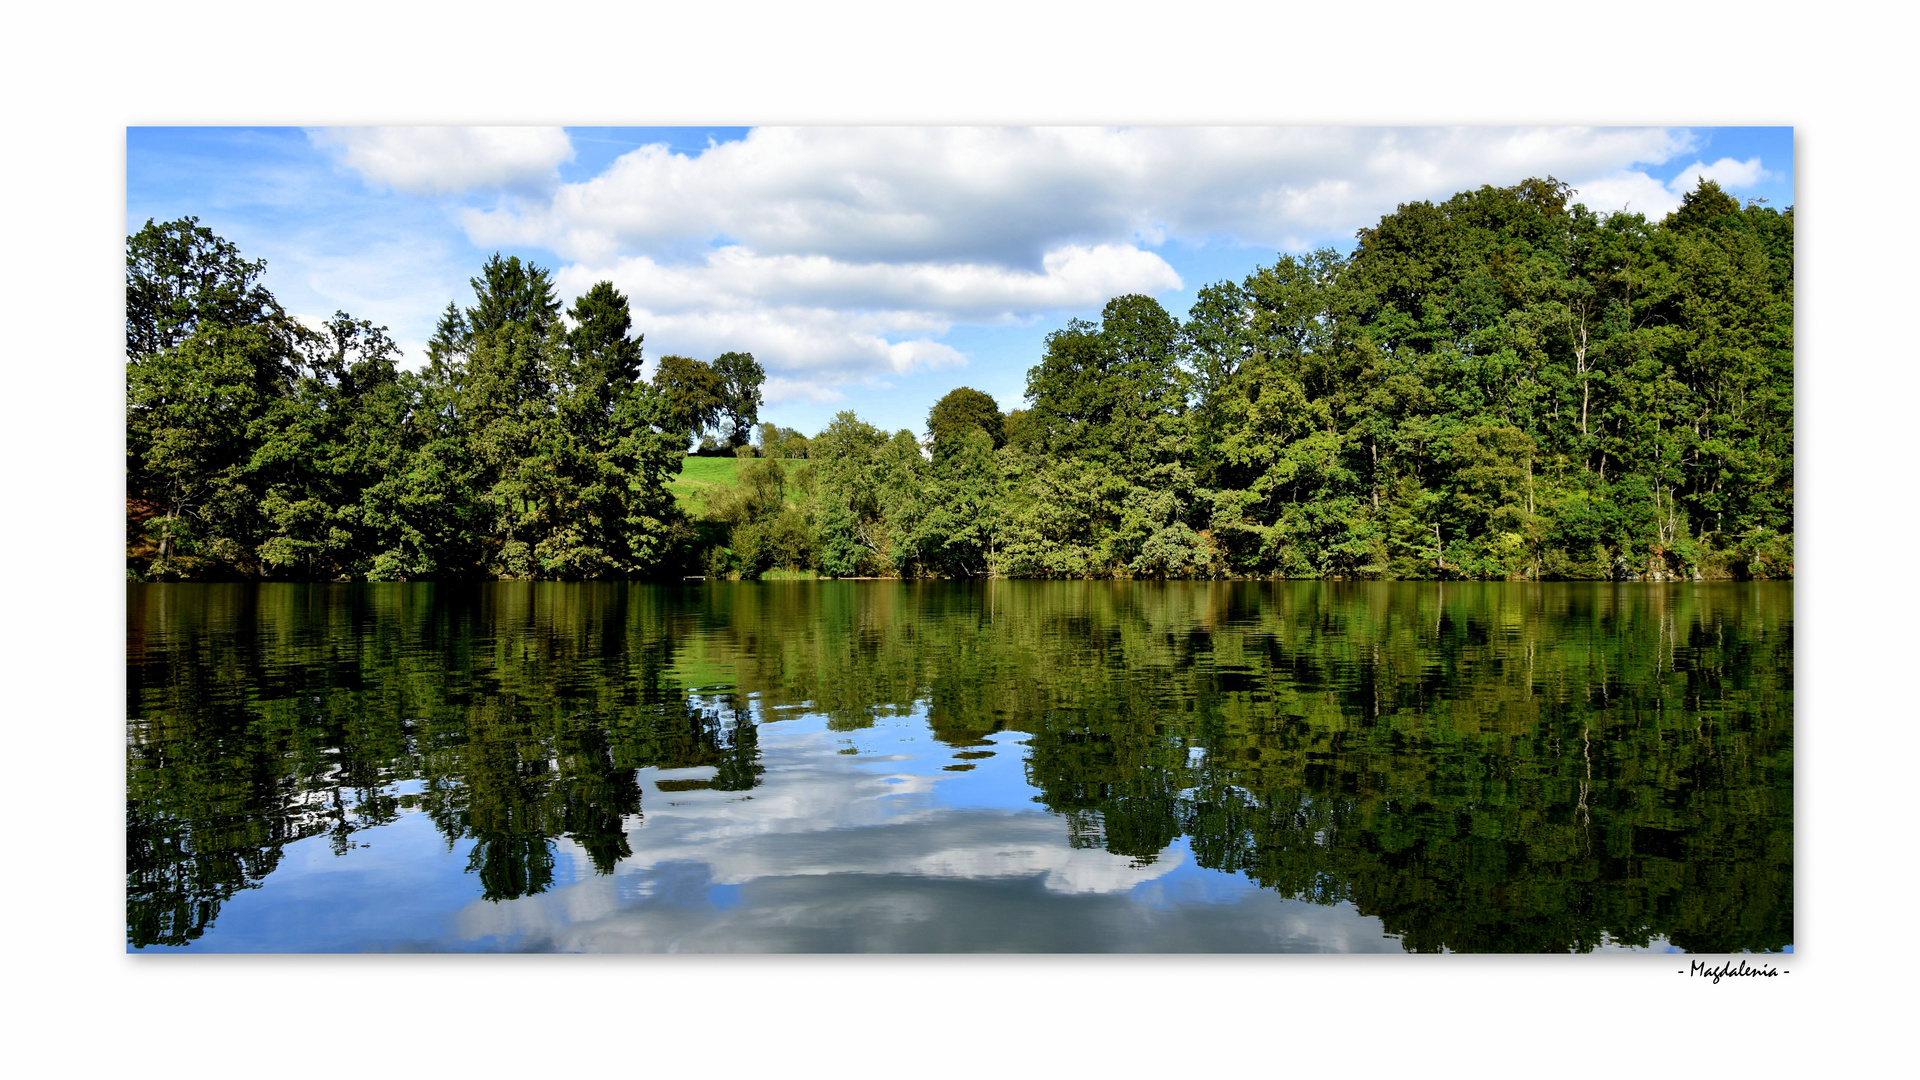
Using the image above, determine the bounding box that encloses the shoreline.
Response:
[125,575,1793,586]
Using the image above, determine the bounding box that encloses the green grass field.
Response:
[667,455,806,517]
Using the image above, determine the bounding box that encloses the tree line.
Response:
[127,225,761,581]
[127,175,1792,581]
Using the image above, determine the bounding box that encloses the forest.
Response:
[126,176,1793,582]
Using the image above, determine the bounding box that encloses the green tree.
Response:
[812,411,896,576]
[126,217,304,577]
[457,324,560,576]
[127,323,290,576]
[540,282,687,577]
[1024,295,1187,478]
[565,281,646,399]
[464,253,561,339]
[706,455,811,577]
[253,313,408,579]
[1664,177,1743,232]
[425,301,470,373]
[652,355,726,449]
[126,216,284,361]
[126,174,1791,586]
[926,386,1006,458]
[757,422,811,459]
[711,351,766,448]
[908,428,1002,576]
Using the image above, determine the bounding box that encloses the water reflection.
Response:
[127,581,1791,952]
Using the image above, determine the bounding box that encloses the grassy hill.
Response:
[667,455,807,516]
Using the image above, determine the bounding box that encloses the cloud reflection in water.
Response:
[452,714,1401,952]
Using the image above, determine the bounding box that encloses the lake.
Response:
[126,580,1792,953]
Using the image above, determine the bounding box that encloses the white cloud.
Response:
[310,126,573,195]
[1568,169,1683,219]
[448,127,1707,391]
[1668,156,1771,194]
[475,126,1698,267]
[392,339,434,372]
[335,126,1763,408]
[547,241,1175,389]
[1569,155,1774,221]
[548,242,1180,321]
[632,307,965,400]
[763,377,847,405]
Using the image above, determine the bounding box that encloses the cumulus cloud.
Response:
[444,127,1717,390]
[545,242,1181,322]
[1567,169,1684,219]
[629,307,965,401]
[310,126,573,195]
[763,377,847,405]
[311,126,1770,404]
[474,126,1698,267]
[543,241,1176,393]
[1668,155,1771,194]
[1570,155,1774,221]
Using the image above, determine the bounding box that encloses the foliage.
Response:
[926,386,1006,457]
[651,355,726,450]
[128,175,1792,583]
[126,216,285,361]
[127,228,701,581]
[711,351,766,448]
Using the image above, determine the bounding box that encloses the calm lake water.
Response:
[127,581,1792,953]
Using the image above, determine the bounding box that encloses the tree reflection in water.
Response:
[128,580,1791,952]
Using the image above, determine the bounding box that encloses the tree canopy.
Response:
[926,386,1005,458]
[128,234,705,580]
[128,176,1792,583]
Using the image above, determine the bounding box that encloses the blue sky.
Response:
[128,126,1792,437]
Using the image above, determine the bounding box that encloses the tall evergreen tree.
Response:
[464,253,561,340]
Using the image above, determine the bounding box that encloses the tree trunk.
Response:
[1370,439,1379,510]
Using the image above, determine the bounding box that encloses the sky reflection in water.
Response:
[174,705,1405,953]
[127,581,1789,953]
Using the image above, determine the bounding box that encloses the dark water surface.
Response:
[127,581,1792,953]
